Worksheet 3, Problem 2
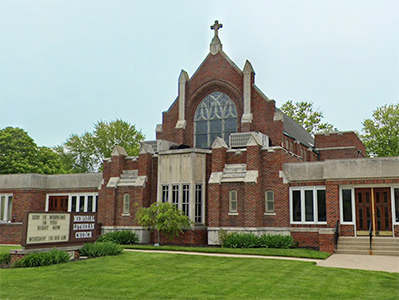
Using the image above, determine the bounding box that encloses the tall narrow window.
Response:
[71,196,77,212]
[182,184,190,216]
[194,91,237,148]
[292,190,301,222]
[305,190,314,222]
[162,185,169,203]
[172,185,179,208]
[229,190,238,213]
[0,194,13,222]
[317,190,326,222]
[123,194,130,215]
[394,188,399,223]
[79,195,85,212]
[342,189,353,222]
[195,184,203,223]
[88,196,94,213]
[265,190,274,213]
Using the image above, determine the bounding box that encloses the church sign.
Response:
[21,212,98,249]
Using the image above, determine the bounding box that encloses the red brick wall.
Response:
[319,233,335,253]
[152,229,208,246]
[156,52,286,148]
[0,223,22,244]
[315,132,366,160]
[291,231,319,249]
[318,148,364,161]
[340,224,355,236]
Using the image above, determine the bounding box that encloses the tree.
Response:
[0,127,64,174]
[280,100,335,135]
[135,202,192,245]
[56,119,145,173]
[362,104,399,157]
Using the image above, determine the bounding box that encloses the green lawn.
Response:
[0,245,20,254]
[123,245,331,259]
[1,251,398,300]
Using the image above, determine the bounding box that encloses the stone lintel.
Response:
[208,172,223,184]
[106,177,120,188]
[246,133,262,147]
[139,143,155,155]
[211,136,228,149]
[111,145,128,157]
[155,124,163,133]
[241,113,253,124]
[175,120,186,129]
[244,170,258,183]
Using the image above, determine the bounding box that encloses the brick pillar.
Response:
[319,229,335,254]
[174,128,185,145]
[244,136,262,227]
[208,137,228,228]
[326,183,339,228]
[110,146,127,177]
[98,146,128,227]
[318,183,340,253]
[138,144,155,208]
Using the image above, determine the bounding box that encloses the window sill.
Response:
[340,221,355,225]
[228,212,239,216]
[264,212,276,216]
[290,222,328,225]
[122,214,130,217]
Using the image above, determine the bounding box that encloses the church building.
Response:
[1,21,398,253]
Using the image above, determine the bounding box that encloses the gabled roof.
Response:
[189,50,243,83]
[277,109,314,147]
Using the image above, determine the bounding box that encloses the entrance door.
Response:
[374,188,392,232]
[48,196,68,212]
[355,188,392,235]
[355,188,371,231]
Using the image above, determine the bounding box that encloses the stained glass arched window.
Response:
[194,91,237,148]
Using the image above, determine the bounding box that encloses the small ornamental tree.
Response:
[135,202,192,245]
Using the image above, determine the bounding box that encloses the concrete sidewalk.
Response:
[125,249,399,273]
[317,254,399,273]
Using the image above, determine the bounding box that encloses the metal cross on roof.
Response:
[211,20,223,38]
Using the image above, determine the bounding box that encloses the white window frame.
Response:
[172,184,179,208]
[46,193,98,213]
[265,190,275,214]
[289,186,327,224]
[182,184,190,217]
[157,182,205,224]
[229,190,238,214]
[339,186,356,225]
[123,193,130,216]
[391,186,399,225]
[0,193,13,223]
[195,184,203,223]
[162,185,169,203]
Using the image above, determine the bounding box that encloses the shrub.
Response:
[222,233,260,248]
[79,242,123,257]
[97,230,139,245]
[0,253,11,266]
[259,234,295,249]
[222,232,295,249]
[13,248,70,268]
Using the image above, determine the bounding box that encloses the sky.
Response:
[0,0,398,148]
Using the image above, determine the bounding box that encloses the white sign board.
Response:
[25,213,70,244]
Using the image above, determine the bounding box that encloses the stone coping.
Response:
[10,245,83,255]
